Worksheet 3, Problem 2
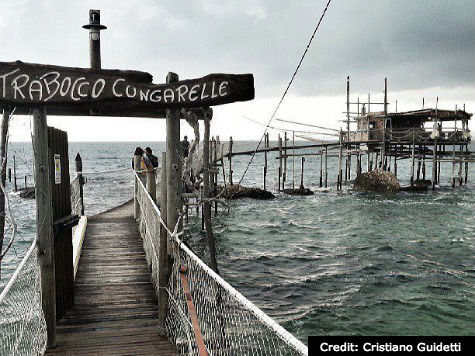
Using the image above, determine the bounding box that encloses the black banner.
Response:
[309,336,474,355]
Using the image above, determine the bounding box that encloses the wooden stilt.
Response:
[300,157,305,189]
[432,140,437,190]
[228,136,233,185]
[158,152,168,331]
[319,151,323,188]
[33,107,56,347]
[278,134,282,192]
[324,147,328,188]
[203,115,218,273]
[283,132,287,189]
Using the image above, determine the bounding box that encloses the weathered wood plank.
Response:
[0,61,254,117]
[45,200,176,356]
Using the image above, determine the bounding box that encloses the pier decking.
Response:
[45,201,176,356]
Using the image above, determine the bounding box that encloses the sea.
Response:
[1,141,474,341]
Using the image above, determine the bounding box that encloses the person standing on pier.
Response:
[180,136,190,158]
[144,147,159,168]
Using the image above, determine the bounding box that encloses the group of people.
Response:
[133,146,159,172]
[133,135,190,173]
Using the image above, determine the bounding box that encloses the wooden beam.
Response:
[0,61,254,115]
[33,107,56,347]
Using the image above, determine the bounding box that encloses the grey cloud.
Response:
[0,0,473,100]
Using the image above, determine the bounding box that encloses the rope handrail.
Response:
[133,171,308,356]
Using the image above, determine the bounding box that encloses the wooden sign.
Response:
[0,61,254,118]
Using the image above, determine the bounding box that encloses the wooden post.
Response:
[411,133,415,186]
[465,144,469,184]
[263,149,267,190]
[451,143,456,189]
[228,136,233,185]
[74,153,84,215]
[283,131,287,189]
[319,151,323,188]
[33,107,56,347]
[133,155,142,219]
[278,134,282,191]
[422,149,426,180]
[432,140,437,190]
[338,132,343,190]
[203,116,218,273]
[13,155,17,192]
[0,107,10,278]
[300,157,305,189]
[8,168,11,182]
[158,152,168,331]
[458,144,463,186]
[146,169,156,203]
[0,108,8,225]
[165,72,182,251]
[292,131,295,189]
[324,147,328,188]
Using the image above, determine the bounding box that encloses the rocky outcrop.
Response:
[353,169,400,193]
[283,187,314,196]
[219,184,274,200]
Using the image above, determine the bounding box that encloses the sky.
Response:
[1,0,474,142]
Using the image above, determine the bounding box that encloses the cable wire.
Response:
[238,0,333,184]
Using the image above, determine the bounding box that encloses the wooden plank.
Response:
[33,108,56,347]
[0,61,254,116]
[45,201,176,356]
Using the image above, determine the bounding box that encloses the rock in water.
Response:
[283,187,314,196]
[220,185,274,200]
[353,169,400,193]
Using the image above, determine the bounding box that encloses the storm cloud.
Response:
[1,0,473,97]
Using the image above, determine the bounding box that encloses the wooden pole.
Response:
[165,72,182,251]
[283,131,287,189]
[432,140,437,190]
[319,151,323,188]
[278,134,282,191]
[203,116,218,273]
[465,144,469,184]
[158,152,168,331]
[133,155,142,219]
[263,149,267,190]
[338,132,343,190]
[324,146,328,188]
[228,136,233,185]
[411,133,415,186]
[292,131,295,189]
[33,107,56,347]
[0,108,10,277]
[300,157,305,189]
[451,142,456,189]
[213,138,218,215]
[458,144,463,186]
[13,155,17,192]
[146,169,156,203]
[75,153,84,215]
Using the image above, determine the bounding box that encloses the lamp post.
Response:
[82,9,107,69]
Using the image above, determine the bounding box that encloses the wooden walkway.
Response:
[46,201,177,356]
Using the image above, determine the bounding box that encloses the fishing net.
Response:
[0,241,47,356]
[135,172,307,356]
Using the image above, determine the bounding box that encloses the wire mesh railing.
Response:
[0,240,47,356]
[134,172,308,356]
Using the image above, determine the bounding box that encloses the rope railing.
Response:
[0,240,47,356]
[133,171,308,356]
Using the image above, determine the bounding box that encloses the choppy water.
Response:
[1,141,474,340]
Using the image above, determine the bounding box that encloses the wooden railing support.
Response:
[33,107,56,347]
